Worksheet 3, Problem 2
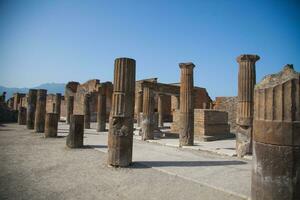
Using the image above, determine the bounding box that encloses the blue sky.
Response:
[0,0,299,98]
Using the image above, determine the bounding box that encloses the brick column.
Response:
[157,94,164,127]
[26,89,37,129]
[252,65,300,200]
[141,87,154,140]
[83,94,91,129]
[18,107,27,125]
[54,93,61,121]
[97,84,106,132]
[236,54,260,157]
[66,96,74,124]
[66,115,84,148]
[136,90,143,127]
[179,62,195,146]
[45,113,59,137]
[34,89,47,133]
[108,57,136,167]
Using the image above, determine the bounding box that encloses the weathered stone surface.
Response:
[252,65,300,200]
[194,109,232,141]
[66,114,84,148]
[83,94,91,129]
[179,62,195,146]
[45,113,58,138]
[54,93,61,121]
[108,57,135,167]
[214,96,238,133]
[18,107,26,125]
[97,84,107,132]
[13,93,25,110]
[26,89,37,129]
[66,96,74,124]
[34,89,47,133]
[236,54,260,157]
[141,87,154,140]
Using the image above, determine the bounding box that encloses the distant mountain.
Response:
[0,83,65,99]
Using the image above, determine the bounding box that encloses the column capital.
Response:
[179,62,195,69]
[237,54,260,63]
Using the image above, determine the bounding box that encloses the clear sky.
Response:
[0,0,299,98]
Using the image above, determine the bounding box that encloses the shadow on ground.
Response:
[132,160,247,168]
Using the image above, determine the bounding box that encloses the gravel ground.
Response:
[0,123,244,200]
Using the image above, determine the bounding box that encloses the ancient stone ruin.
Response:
[252,65,300,200]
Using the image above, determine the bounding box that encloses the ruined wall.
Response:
[45,95,66,118]
[72,80,113,122]
[214,96,238,133]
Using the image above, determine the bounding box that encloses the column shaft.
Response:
[34,89,47,133]
[26,89,37,129]
[141,87,154,140]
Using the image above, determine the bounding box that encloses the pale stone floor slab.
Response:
[0,122,252,200]
[59,122,252,199]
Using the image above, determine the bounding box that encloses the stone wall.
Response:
[214,96,238,133]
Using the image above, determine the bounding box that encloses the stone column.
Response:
[179,62,195,146]
[108,57,135,167]
[18,107,27,125]
[136,90,143,127]
[55,93,61,121]
[252,65,300,200]
[13,93,20,110]
[97,84,106,132]
[45,113,58,137]
[83,94,91,129]
[158,94,164,127]
[66,115,84,148]
[236,54,260,157]
[34,89,47,133]
[26,89,37,129]
[141,87,154,140]
[66,96,74,124]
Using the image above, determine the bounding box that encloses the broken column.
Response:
[108,57,136,167]
[136,90,143,127]
[157,94,164,127]
[179,62,195,146]
[66,115,84,148]
[18,107,27,125]
[66,96,74,124]
[236,54,260,157]
[34,89,47,133]
[26,89,37,129]
[252,65,300,200]
[83,94,91,129]
[45,113,59,137]
[97,84,106,132]
[141,87,154,140]
[54,93,61,121]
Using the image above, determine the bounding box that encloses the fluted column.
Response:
[136,90,143,127]
[54,93,61,121]
[97,84,106,132]
[179,62,195,146]
[141,87,154,140]
[252,65,300,200]
[66,96,74,124]
[34,89,47,133]
[26,89,37,129]
[83,94,91,129]
[108,57,136,167]
[236,54,260,157]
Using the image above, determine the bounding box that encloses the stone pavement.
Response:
[59,122,252,199]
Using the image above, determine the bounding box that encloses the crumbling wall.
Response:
[214,96,238,133]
